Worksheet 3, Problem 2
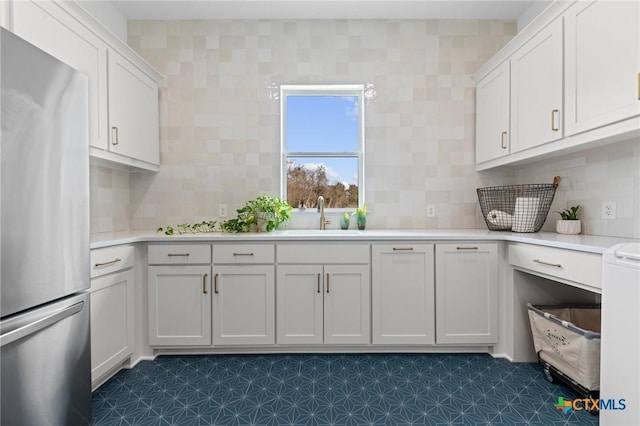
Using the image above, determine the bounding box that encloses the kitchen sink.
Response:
[278,229,365,236]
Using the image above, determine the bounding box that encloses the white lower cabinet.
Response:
[211,244,276,345]
[276,244,371,345]
[148,265,212,346]
[372,244,435,345]
[277,264,370,345]
[212,265,275,345]
[148,244,212,346]
[435,243,498,344]
[90,245,135,387]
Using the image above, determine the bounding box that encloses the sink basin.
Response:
[278,229,364,237]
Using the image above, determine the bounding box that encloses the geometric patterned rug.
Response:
[92,353,597,425]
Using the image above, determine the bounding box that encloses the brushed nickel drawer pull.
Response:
[393,247,414,251]
[326,273,330,293]
[203,274,208,294]
[167,253,190,257]
[214,273,219,294]
[233,252,254,256]
[533,259,562,268]
[94,258,121,268]
[500,131,507,149]
[456,246,478,250]
[317,273,321,293]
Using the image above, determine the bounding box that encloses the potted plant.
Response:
[556,205,581,235]
[222,195,293,233]
[340,212,350,230]
[355,204,367,230]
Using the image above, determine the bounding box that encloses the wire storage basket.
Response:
[477,176,561,233]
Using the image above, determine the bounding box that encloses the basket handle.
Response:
[552,176,561,187]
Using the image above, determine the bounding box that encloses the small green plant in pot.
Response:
[556,205,581,235]
[340,212,350,230]
[355,204,367,230]
[221,195,293,233]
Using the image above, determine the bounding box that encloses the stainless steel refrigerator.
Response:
[0,28,91,425]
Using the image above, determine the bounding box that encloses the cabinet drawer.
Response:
[148,244,211,265]
[509,243,602,289]
[212,244,274,264]
[277,244,369,264]
[91,245,135,278]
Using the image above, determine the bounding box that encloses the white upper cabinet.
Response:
[564,0,640,136]
[474,0,639,170]
[6,0,162,171]
[510,18,563,153]
[475,61,510,163]
[10,0,109,153]
[107,49,159,167]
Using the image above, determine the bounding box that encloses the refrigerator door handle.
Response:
[0,301,84,347]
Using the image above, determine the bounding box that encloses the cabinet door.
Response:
[435,243,498,344]
[324,265,370,345]
[372,244,435,345]
[510,18,563,152]
[148,265,211,346]
[11,0,108,151]
[212,265,275,345]
[276,265,323,345]
[475,61,510,164]
[108,48,159,166]
[564,0,640,135]
[1,1,11,29]
[90,268,134,384]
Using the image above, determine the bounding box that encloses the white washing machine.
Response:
[601,242,640,425]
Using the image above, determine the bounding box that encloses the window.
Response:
[281,85,365,210]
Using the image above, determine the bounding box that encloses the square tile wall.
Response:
[121,19,516,232]
[514,137,640,239]
[89,19,638,238]
[90,163,131,233]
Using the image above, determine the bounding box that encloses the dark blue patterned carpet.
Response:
[92,353,597,425]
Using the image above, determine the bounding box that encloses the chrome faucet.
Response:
[317,196,330,230]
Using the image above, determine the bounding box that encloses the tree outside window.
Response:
[281,85,365,209]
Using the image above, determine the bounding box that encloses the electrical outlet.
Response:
[601,201,617,220]
[219,204,228,218]
[426,205,436,217]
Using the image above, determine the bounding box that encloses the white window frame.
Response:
[280,84,365,211]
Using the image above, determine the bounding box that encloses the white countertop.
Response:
[90,229,638,253]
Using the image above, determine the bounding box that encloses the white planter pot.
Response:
[556,219,581,235]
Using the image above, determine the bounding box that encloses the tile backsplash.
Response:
[89,19,640,239]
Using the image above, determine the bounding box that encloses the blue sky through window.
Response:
[286,95,359,186]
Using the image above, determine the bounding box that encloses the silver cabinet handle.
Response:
[203,274,208,294]
[214,273,219,294]
[326,273,330,293]
[233,252,254,256]
[94,258,121,268]
[1,302,84,347]
[317,273,321,294]
[456,246,478,250]
[551,109,560,131]
[111,126,119,145]
[167,253,190,257]
[392,247,413,251]
[533,259,562,268]
[501,131,507,149]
